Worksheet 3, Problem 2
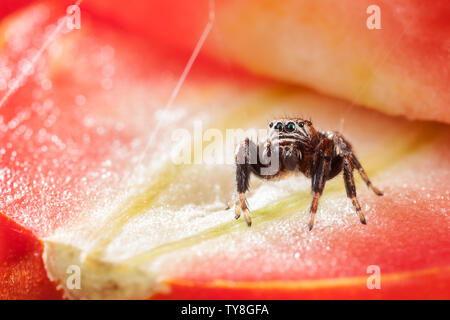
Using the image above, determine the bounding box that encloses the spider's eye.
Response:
[274,122,283,131]
[269,122,273,128]
[297,121,304,128]
[285,122,296,132]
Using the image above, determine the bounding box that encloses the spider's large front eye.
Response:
[285,122,296,132]
[274,122,283,131]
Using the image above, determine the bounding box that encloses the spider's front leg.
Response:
[232,137,258,226]
[309,138,334,230]
[227,137,274,226]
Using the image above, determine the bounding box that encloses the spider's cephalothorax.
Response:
[226,118,383,230]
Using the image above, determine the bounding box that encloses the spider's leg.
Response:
[343,155,367,225]
[349,153,383,196]
[334,133,383,196]
[225,199,234,210]
[239,193,252,226]
[231,137,280,226]
[309,138,334,231]
[233,137,258,226]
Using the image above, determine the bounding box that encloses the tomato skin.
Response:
[151,271,450,300]
[0,213,63,300]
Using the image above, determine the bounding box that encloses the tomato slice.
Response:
[0,1,448,299]
[0,214,63,299]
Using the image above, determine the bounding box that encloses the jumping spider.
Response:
[226,118,383,230]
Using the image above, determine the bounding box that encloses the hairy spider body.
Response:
[227,118,383,230]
